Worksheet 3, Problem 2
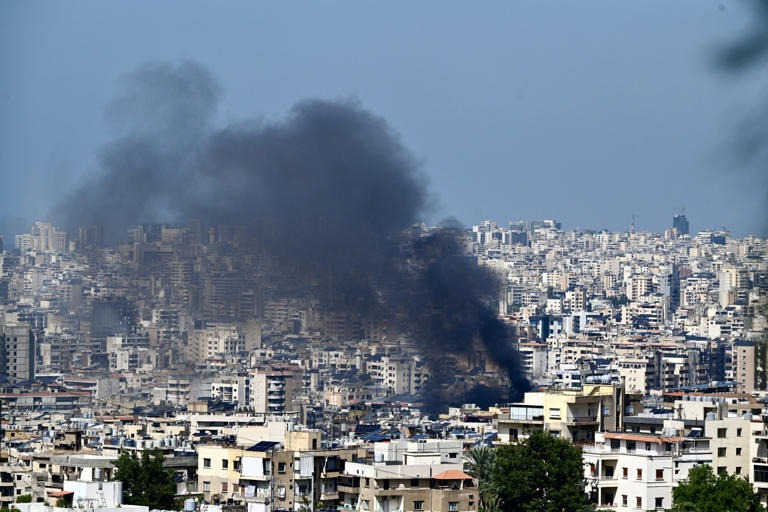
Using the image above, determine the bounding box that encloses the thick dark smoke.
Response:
[52,61,219,238]
[405,227,530,410]
[52,60,529,412]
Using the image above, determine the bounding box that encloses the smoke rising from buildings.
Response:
[52,60,529,411]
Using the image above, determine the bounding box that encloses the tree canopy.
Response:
[112,450,177,509]
[671,464,764,512]
[488,431,591,512]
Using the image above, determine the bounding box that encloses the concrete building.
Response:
[496,384,640,444]
[730,341,756,394]
[1,324,35,383]
[583,431,711,511]
[249,364,303,415]
[341,440,476,512]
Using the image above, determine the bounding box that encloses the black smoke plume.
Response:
[52,60,529,412]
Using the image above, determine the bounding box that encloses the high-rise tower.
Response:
[672,213,689,236]
[1,324,35,383]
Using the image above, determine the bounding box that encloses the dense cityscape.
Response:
[0,212,765,511]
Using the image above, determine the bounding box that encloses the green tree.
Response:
[112,450,177,509]
[671,464,764,512]
[464,445,500,512]
[489,431,590,512]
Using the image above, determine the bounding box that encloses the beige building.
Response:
[341,440,476,512]
[730,341,756,394]
[617,359,648,395]
[249,364,303,415]
[496,384,641,443]
[197,429,362,510]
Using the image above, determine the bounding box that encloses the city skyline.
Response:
[2,2,767,241]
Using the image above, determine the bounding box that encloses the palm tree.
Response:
[464,444,499,512]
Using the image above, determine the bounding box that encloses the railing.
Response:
[567,416,599,424]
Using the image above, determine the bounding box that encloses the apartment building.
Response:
[249,364,303,415]
[198,430,361,510]
[583,431,711,511]
[341,440,475,512]
[496,384,640,443]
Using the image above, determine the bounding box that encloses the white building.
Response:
[583,431,711,511]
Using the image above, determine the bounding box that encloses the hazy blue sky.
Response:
[1,1,766,239]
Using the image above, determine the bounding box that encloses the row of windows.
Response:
[621,496,664,509]
[618,467,664,480]
[202,458,238,470]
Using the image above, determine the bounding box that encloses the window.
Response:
[645,442,651,451]
[448,502,459,511]
[718,466,727,475]
[636,496,642,508]
[737,448,743,455]
[637,468,643,480]
[549,408,561,419]
[737,428,743,437]
[222,459,229,469]
[718,447,727,457]
[622,467,628,479]
[234,460,241,470]
[411,478,419,487]
[203,458,211,469]
[718,428,727,438]
[736,467,742,474]
[413,500,424,510]
[626,441,636,452]
[621,495,628,507]
[610,439,620,450]
[222,482,228,493]
[655,468,664,481]
[202,481,211,492]
[278,462,286,474]
[655,497,664,509]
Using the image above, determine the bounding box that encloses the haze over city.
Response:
[2,3,768,512]
[2,1,767,240]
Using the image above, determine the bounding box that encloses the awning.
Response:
[47,491,74,498]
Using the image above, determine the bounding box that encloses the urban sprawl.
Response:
[0,213,766,512]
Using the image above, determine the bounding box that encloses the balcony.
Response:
[566,416,599,425]
[338,476,360,493]
[243,489,271,503]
